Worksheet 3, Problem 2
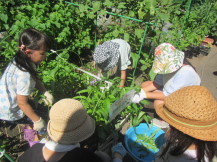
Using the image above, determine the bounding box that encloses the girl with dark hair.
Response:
[154,86,217,162]
[0,28,54,136]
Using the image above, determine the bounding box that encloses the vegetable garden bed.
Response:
[0,0,216,160]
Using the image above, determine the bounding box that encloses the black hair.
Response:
[158,126,217,162]
[14,28,51,80]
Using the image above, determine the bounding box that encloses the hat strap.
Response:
[163,108,217,128]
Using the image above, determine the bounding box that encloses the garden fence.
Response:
[64,0,192,77]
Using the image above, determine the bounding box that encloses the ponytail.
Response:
[14,28,51,80]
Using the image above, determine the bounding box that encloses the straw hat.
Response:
[152,43,184,74]
[156,86,217,141]
[93,41,120,72]
[47,99,95,144]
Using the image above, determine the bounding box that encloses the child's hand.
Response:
[131,89,147,103]
[43,91,54,106]
[33,117,45,131]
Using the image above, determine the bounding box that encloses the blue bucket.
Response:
[124,123,165,162]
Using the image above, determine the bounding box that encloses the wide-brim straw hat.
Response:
[93,41,120,72]
[156,86,217,141]
[47,99,95,144]
[152,43,184,74]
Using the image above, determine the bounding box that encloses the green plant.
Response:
[130,110,159,158]
[74,77,131,124]
[0,0,216,155]
[133,128,160,158]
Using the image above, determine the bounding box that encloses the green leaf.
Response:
[138,9,145,19]
[135,29,144,39]
[77,89,90,94]
[124,33,130,42]
[0,14,8,23]
[112,29,119,38]
[93,1,101,12]
[157,12,170,21]
[3,24,9,30]
[73,96,87,100]
[64,66,70,72]
[104,99,110,112]
[88,12,95,19]
[131,52,140,68]
[138,111,145,120]
[104,0,113,6]
[26,5,32,11]
[149,69,156,81]
[118,2,126,9]
[54,22,61,28]
[79,4,85,12]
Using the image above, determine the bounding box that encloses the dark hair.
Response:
[158,126,217,162]
[14,28,51,80]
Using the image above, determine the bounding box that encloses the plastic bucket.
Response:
[124,123,165,162]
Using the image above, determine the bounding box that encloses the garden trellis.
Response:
[64,1,155,77]
[64,0,193,77]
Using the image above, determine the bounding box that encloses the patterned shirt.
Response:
[0,61,36,121]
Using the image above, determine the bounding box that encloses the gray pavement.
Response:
[187,46,217,99]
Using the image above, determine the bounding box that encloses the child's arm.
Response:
[145,90,166,100]
[141,81,165,100]
[132,81,163,103]
[119,70,126,87]
[141,81,161,92]
[17,94,45,131]
[17,94,40,122]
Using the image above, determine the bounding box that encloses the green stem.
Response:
[132,24,149,77]
[92,95,103,116]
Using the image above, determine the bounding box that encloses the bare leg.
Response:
[141,81,154,89]
[154,99,164,110]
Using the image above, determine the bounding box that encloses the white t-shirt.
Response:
[154,65,201,96]
[111,39,131,70]
[0,61,36,121]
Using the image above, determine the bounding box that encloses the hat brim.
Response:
[47,115,95,144]
[156,104,217,141]
[94,41,120,72]
[152,50,184,74]
[97,52,119,72]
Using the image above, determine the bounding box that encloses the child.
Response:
[154,86,217,162]
[0,28,53,132]
[93,39,131,87]
[18,99,127,162]
[132,43,201,127]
